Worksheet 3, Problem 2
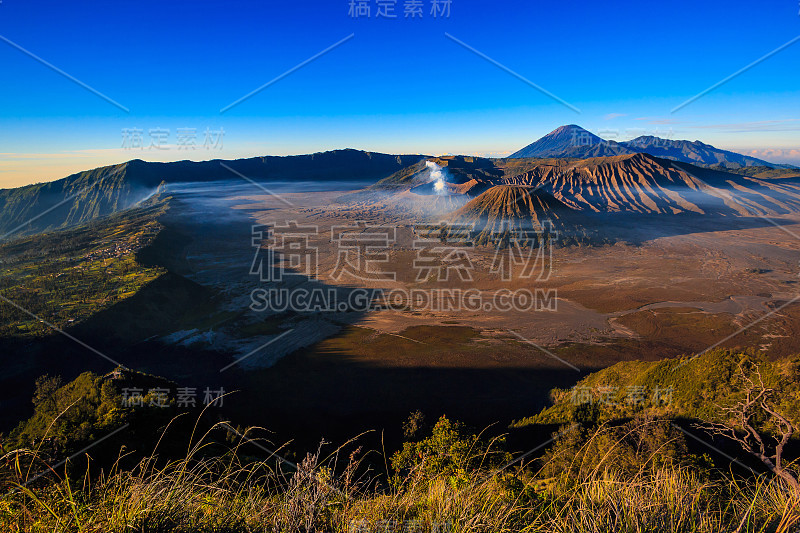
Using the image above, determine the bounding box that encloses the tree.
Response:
[702,363,799,493]
[32,375,62,416]
[402,410,426,440]
[391,416,509,486]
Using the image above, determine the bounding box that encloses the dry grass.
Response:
[1,419,799,533]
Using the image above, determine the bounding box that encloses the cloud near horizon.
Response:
[692,120,800,133]
[743,148,800,162]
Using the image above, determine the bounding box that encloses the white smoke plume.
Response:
[426,160,446,194]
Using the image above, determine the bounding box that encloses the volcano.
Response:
[447,185,595,245]
[509,125,629,159]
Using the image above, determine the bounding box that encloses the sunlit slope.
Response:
[503,154,800,215]
[513,349,800,428]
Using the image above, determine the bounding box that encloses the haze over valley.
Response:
[3,125,800,443]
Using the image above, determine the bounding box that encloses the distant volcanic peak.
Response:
[511,125,781,168]
[550,124,591,135]
[509,124,629,159]
[543,124,603,144]
[556,124,580,130]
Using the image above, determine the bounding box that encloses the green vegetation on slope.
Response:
[511,349,800,428]
[3,348,800,531]
[0,201,170,337]
[2,369,179,457]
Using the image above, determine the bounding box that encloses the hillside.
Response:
[448,185,577,244]
[512,349,800,428]
[5,348,799,533]
[0,163,155,241]
[450,185,568,221]
[0,196,172,338]
[503,153,800,216]
[0,150,425,239]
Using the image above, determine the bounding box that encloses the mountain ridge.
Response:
[0,150,426,239]
[509,124,785,168]
[4,144,800,244]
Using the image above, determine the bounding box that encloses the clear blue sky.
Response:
[1,0,799,186]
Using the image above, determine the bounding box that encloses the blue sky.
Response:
[1,0,799,187]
